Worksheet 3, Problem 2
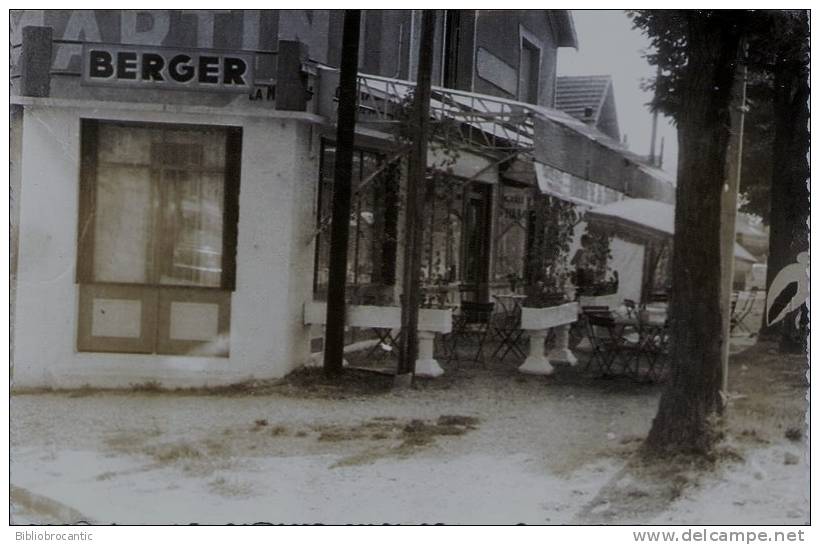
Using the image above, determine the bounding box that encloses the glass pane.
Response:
[97,125,156,165]
[93,164,153,283]
[159,169,224,287]
[426,178,462,283]
[494,186,529,283]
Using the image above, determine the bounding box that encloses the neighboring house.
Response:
[10,9,672,389]
[555,75,620,141]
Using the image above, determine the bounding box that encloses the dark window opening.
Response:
[519,38,540,104]
[442,10,462,89]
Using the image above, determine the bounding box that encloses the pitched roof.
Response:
[549,10,579,49]
[555,75,612,123]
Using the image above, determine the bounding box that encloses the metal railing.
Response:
[352,73,538,152]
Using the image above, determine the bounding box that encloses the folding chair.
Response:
[365,327,402,360]
[447,301,495,366]
[583,312,641,376]
[490,300,526,361]
[634,318,670,381]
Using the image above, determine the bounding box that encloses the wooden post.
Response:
[719,45,748,401]
[396,10,436,381]
[323,10,361,378]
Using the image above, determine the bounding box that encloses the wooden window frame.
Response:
[76,119,242,356]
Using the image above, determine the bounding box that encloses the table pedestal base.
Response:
[415,331,444,378]
[518,330,554,375]
[547,325,577,365]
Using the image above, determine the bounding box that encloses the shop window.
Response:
[76,120,241,356]
[313,142,399,304]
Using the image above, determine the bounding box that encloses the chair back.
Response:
[584,311,621,348]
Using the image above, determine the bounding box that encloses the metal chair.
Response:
[634,313,670,381]
[489,297,526,361]
[447,301,495,366]
[583,311,641,376]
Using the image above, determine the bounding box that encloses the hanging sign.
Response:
[82,44,254,93]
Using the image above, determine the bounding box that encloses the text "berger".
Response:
[83,45,253,92]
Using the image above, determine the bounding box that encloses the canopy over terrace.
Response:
[318,71,675,198]
[585,198,758,263]
[585,198,758,301]
[314,69,678,305]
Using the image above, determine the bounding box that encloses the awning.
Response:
[585,198,758,262]
[534,161,624,208]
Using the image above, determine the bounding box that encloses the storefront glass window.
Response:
[77,120,240,356]
[313,143,399,303]
[91,124,226,288]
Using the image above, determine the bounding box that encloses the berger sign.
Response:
[82,44,254,92]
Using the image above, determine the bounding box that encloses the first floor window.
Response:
[76,119,241,356]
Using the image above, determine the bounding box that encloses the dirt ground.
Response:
[10,339,809,525]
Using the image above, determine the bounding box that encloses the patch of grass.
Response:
[275,367,394,399]
[270,425,289,437]
[146,442,203,463]
[130,380,163,392]
[67,384,96,398]
[668,474,691,500]
[785,427,803,441]
[436,415,479,428]
[208,477,255,498]
[398,415,480,448]
[317,429,366,442]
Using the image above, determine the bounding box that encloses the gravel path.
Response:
[10,342,808,524]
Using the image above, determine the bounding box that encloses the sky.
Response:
[557,10,678,175]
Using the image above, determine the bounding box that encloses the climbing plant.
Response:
[525,194,580,307]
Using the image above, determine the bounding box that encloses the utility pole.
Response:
[719,43,749,401]
[396,10,436,384]
[323,10,361,378]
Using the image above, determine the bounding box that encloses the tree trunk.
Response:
[760,12,810,354]
[645,15,744,454]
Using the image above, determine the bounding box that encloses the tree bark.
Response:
[645,14,744,454]
[760,12,810,353]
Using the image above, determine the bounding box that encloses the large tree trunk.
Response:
[645,15,744,454]
[761,11,810,353]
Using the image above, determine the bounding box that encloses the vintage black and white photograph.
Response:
[8,7,811,528]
